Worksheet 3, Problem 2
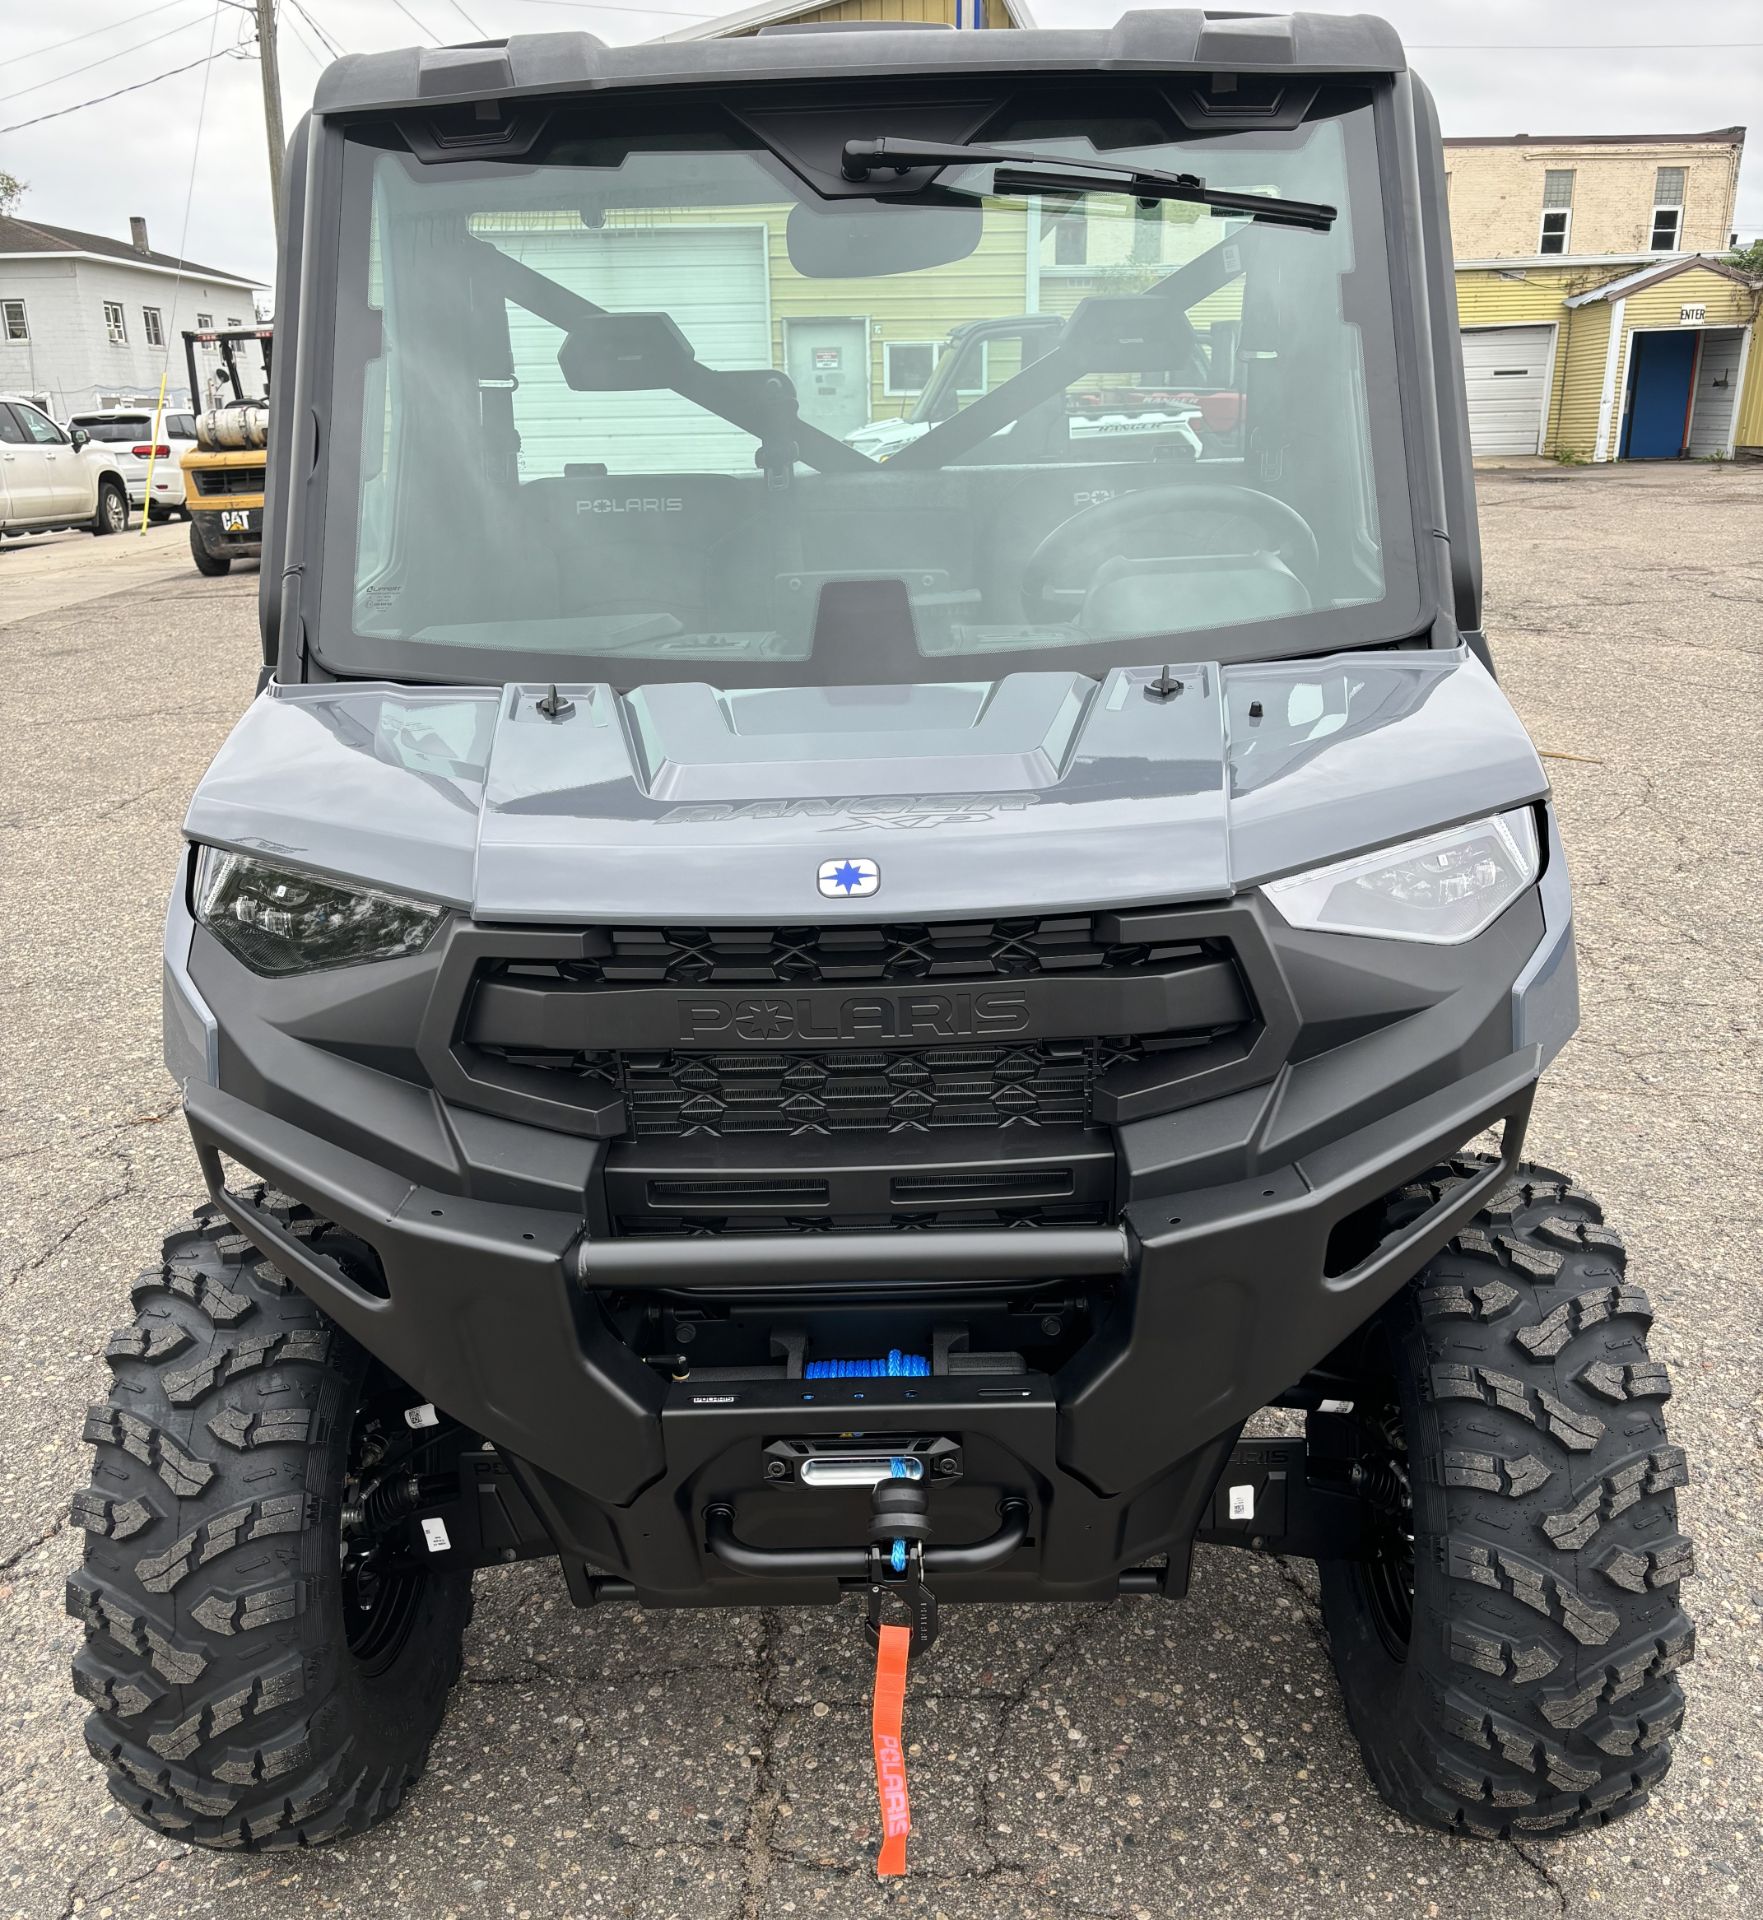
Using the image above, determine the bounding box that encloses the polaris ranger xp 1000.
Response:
[75,11,1695,1855]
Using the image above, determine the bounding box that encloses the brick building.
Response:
[1443,129,1745,262]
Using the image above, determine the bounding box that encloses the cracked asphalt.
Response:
[2,466,1761,1919]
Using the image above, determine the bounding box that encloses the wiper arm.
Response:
[841,137,1336,232]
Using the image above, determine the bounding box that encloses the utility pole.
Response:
[255,0,286,241]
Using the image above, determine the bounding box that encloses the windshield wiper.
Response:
[841,137,1336,232]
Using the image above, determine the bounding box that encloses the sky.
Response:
[3,0,1760,299]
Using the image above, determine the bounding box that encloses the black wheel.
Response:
[189,520,231,576]
[93,479,130,536]
[71,1193,472,1849]
[1317,1159,1694,1837]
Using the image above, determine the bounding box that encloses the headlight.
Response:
[1263,808,1541,945]
[193,847,441,976]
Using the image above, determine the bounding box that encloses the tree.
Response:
[0,170,25,218]
[1726,238,1763,278]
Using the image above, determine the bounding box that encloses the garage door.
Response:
[1461,326,1553,455]
[485,224,772,476]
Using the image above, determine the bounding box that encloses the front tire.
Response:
[189,520,231,575]
[71,1195,472,1848]
[1317,1160,1694,1836]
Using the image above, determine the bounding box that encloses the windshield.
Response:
[320,90,1421,687]
[72,416,154,441]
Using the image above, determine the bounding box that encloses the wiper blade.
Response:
[840,137,1336,232]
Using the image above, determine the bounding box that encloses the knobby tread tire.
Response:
[1318,1158,1695,1837]
[72,1192,472,1849]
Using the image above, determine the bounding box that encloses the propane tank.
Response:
[195,403,270,451]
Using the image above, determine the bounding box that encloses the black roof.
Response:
[0,214,260,287]
[311,11,1407,115]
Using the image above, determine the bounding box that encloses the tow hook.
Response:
[866,1473,939,1655]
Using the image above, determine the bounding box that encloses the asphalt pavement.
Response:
[1,468,1760,1919]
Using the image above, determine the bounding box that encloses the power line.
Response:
[443,0,490,36]
[385,0,444,47]
[5,0,207,70]
[0,10,221,108]
[279,7,327,68]
[287,0,347,59]
[0,49,239,138]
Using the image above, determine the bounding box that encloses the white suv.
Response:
[0,397,132,538]
[67,407,201,519]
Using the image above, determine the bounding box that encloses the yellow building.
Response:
[1454,256,1760,461]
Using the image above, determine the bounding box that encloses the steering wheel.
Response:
[1020,484,1321,623]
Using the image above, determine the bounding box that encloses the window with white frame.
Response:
[883,340,939,396]
[2,298,27,341]
[143,306,164,347]
[103,300,128,344]
[1651,166,1686,251]
[196,311,213,329]
[1538,169,1574,254]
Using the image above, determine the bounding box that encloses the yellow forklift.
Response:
[180,325,272,576]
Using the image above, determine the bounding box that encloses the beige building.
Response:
[1444,130,1745,263]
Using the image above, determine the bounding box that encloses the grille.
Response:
[192,464,265,498]
[582,1040,1146,1139]
[524,917,1212,989]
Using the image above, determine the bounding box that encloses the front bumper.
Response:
[185,1042,1535,1604]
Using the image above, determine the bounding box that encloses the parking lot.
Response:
[2,465,1760,1919]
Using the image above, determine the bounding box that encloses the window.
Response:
[103,300,128,344]
[1052,209,1087,266]
[1538,169,1574,253]
[883,340,939,396]
[143,306,164,347]
[2,298,26,341]
[16,403,64,445]
[196,311,213,329]
[1132,198,1162,261]
[227,315,243,327]
[0,407,27,445]
[168,413,198,440]
[1652,166,1685,251]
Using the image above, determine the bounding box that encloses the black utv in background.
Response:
[73,10,1692,1856]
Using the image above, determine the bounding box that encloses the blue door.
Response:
[1621,330,1697,459]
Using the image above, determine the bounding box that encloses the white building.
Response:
[0,213,264,418]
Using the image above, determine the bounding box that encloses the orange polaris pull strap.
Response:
[871,1622,913,1877]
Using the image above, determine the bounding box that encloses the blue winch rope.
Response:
[889,1457,911,1573]
[803,1349,929,1380]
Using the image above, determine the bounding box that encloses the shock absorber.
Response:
[342,1472,451,1537]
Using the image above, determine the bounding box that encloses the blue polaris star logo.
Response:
[818,857,880,899]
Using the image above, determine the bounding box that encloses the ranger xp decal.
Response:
[658,795,1038,829]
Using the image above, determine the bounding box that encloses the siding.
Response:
[1618,266,1756,333]
[1738,331,1763,454]
[1550,303,1610,459]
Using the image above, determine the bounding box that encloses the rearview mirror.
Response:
[69,427,90,450]
[786,199,982,280]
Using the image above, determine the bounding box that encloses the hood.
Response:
[183,650,1547,922]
